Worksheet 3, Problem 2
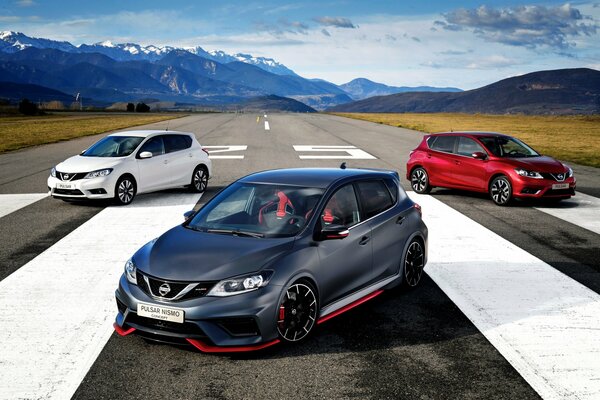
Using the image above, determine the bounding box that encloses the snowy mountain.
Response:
[0,31,297,76]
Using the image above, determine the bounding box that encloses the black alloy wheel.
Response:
[410,167,431,194]
[191,166,208,193]
[490,175,512,206]
[277,282,318,342]
[115,176,136,205]
[403,239,425,288]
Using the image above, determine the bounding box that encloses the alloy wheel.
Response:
[490,177,511,205]
[193,167,208,193]
[277,283,318,342]
[411,168,430,194]
[117,179,135,204]
[404,240,425,287]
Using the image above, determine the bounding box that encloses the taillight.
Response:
[202,147,210,156]
[413,203,422,216]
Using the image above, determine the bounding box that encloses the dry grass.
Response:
[0,113,184,153]
[332,113,600,168]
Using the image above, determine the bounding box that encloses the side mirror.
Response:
[472,151,487,160]
[319,224,349,240]
[139,151,153,159]
[183,210,195,220]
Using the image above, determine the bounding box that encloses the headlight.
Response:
[50,167,56,178]
[515,169,543,179]
[566,166,574,178]
[124,259,137,285]
[84,168,113,179]
[207,271,273,297]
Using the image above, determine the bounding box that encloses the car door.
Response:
[136,136,170,192]
[356,179,409,283]
[316,183,373,306]
[452,136,488,190]
[426,135,458,187]
[163,134,194,186]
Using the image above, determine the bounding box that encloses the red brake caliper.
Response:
[278,305,286,329]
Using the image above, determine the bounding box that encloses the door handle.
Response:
[163,160,168,164]
[188,153,193,157]
[359,236,370,245]
[426,153,432,158]
[454,160,461,165]
[396,216,405,225]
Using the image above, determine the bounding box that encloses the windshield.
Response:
[187,183,325,238]
[478,136,540,158]
[82,136,144,157]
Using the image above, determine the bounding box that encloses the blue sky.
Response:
[1,0,599,89]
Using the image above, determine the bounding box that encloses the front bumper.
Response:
[511,175,576,199]
[47,174,117,200]
[114,274,283,352]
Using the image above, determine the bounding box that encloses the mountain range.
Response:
[0,31,461,110]
[329,68,600,115]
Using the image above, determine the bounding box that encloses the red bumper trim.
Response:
[317,289,384,325]
[113,322,136,336]
[186,338,280,353]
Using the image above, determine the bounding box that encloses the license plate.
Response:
[56,182,74,189]
[138,302,184,323]
[552,183,569,190]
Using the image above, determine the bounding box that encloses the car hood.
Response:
[503,156,566,173]
[55,155,124,173]
[133,225,295,282]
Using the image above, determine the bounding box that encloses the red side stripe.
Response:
[113,322,136,336]
[317,289,384,325]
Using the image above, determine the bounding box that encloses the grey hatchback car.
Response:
[114,167,428,352]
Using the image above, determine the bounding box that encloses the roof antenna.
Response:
[340,162,347,170]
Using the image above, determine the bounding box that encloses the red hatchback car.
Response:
[406,132,576,205]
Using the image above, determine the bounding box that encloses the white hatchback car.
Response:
[48,130,212,205]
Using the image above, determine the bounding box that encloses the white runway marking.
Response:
[203,145,247,159]
[0,193,48,219]
[535,192,600,235]
[265,121,270,131]
[0,192,201,400]
[410,193,600,400]
[293,145,376,160]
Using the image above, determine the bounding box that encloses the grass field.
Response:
[0,113,184,153]
[333,113,600,168]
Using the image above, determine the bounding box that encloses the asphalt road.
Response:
[1,112,598,399]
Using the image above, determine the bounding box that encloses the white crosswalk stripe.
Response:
[0,193,201,400]
[0,193,48,219]
[535,192,600,235]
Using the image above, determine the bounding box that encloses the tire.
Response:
[489,175,512,206]
[190,165,208,193]
[410,167,431,194]
[402,238,425,288]
[277,280,318,343]
[114,175,136,205]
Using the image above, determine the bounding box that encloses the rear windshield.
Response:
[82,136,143,157]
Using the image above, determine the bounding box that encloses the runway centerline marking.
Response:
[410,192,600,400]
[0,192,201,400]
[265,121,270,131]
[293,145,376,160]
[0,193,48,219]
[203,145,247,159]
[535,192,600,235]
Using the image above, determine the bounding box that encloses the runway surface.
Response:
[0,113,598,400]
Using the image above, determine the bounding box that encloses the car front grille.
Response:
[54,188,84,196]
[545,188,575,196]
[136,270,216,301]
[125,313,207,337]
[56,171,87,181]
[541,172,568,182]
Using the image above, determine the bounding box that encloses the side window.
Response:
[357,180,393,219]
[322,184,361,228]
[164,135,192,153]
[383,179,398,203]
[456,137,485,156]
[139,136,165,157]
[430,136,456,153]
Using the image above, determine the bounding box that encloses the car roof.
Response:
[430,131,510,137]
[108,130,194,138]
[239,168,398,189]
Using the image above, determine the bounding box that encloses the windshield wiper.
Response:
[206,228,264,238]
